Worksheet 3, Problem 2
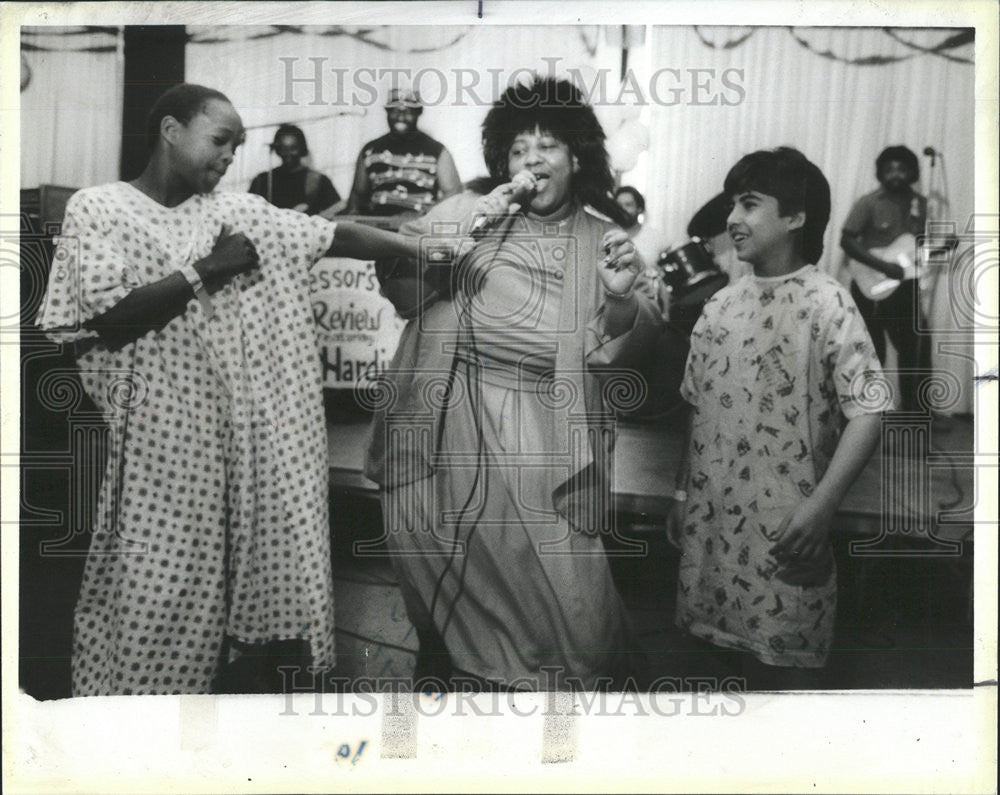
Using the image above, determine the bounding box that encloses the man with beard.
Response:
[344,88,462,216]
[840,145,929,412]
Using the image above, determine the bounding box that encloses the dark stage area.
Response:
[19,400,975,699]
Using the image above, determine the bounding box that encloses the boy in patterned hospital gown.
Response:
[667,147,887,689]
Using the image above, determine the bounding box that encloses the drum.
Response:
[658,238,716,289]
[669,271,730,335]
[622,260,729,421]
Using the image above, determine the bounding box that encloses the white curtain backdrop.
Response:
[630,27,976,413]
[635,27,974,259]
[185,25,618,196]
[28,25,970,412]
[20,27,124,190]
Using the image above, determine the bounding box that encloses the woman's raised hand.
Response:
[598,229,640,297]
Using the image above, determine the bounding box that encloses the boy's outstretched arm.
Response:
[327,221,422,261]
[771,412,882,566]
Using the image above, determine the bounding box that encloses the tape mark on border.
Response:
[380,691,418,759]
[541,691,578,764]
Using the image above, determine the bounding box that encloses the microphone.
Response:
[469,170,538,239]
[923,146,939,165]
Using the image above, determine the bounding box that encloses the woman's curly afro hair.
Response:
[480,75,630,226]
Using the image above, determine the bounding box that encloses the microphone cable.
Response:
[426,218,512,638]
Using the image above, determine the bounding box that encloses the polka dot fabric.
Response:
[37,183,337,695]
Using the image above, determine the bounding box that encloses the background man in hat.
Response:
[344,88,462,216]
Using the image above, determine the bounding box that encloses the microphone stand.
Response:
[920,149,952,321]
[918,148,955,400]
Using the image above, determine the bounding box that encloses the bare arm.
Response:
[435,148,462,201]
[318,198,347,218]
[598,229,643,338]
[601,292,639,339]
[327,221,421,261]
[85,272,200,351]
[86,228,259,350]
[344,150,371,215]
[771,412,882,565]
[806,412,882,517]
[673,405,694,492]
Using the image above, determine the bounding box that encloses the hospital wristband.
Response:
[178,261,206,295]
[178,261,215,319]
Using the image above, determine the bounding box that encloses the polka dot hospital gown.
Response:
[36,182,337,695]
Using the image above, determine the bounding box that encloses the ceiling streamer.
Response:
[691,25,973,66]
[185,25,472,53]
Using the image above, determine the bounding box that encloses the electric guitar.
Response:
[848,233,920,302]
[849,232,958,302]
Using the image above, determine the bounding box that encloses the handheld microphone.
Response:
[469,170,538,239]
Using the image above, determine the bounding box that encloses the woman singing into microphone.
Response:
[365,76,663,691]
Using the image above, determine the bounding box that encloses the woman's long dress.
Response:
[376,202,661,688]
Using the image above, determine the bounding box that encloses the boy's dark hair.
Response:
[614,185,646,212]
[875,145,920,183]
[146,83,231,151]
[272,123,309,155]
[481,75,630,227]
[723,146,831,264]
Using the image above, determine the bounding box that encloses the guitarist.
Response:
[840,145,928,412]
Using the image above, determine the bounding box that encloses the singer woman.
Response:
[366,76,663,690]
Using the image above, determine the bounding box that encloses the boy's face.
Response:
[727,190,803,266]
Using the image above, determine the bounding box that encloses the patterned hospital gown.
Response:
[676,265,884,668]
[36,182,337,694]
